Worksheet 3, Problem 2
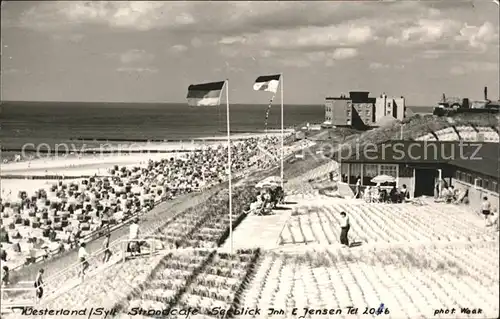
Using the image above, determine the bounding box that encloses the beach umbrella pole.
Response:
[225,79,233,254]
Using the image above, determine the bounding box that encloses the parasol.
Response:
[371,175,396,184]
[262,176,287,184]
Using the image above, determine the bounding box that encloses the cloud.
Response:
[18,2,195,31]
[119,49,154,64]
[259,50,274,58]
[51,33,85,43]
[369,62,405,70]
[170,44,187,53]
[455,22,498,51]
[419,50,444,59]
[219,25,374,52]
[190,37,202,48]
[369,62,389,69]
[331,48,358,60]
[450,62,498,75]
[117,67,158,73]
[386,19,461,46]
[273,48,359,68]
[1,68,20,75]
[417,49,476,60]
[15,0,437,35]
[386,19,499,50]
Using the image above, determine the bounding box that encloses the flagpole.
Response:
[280,73,284,189]
[225,79,233,254]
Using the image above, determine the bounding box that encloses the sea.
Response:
[0,101,432,159]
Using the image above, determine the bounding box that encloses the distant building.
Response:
[374,93,406,123]
[325,91,406,128]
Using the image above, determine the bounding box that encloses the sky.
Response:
[1,1,499,105]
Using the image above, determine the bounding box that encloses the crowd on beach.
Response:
[0,136,287,274]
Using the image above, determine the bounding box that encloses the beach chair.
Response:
[253,201,266,216]
[276,189,285,205]
[363,190,371,203]
[370,192,380,203]
[246,201,262,215]
[253,201,271,216]
[409,198,425,206]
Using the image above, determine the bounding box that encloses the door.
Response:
[414,168,438,197]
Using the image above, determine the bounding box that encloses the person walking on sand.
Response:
[78,242,90,279]
[339,211,350,247]
[34,269,44,300]
[1,266,10,287]
[102,232,112,263]
[1,266,10,301]
[128,218,140,257]
[481,196,492,226]
[354,177,361,199]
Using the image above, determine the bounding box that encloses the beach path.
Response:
[221,210,292,251]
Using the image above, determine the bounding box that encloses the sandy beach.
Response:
[0,132,293,201]
[0,132,296,271]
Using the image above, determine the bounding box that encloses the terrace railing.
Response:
[0,236,161,312]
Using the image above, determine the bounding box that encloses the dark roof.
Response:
[449,142,499,178]
[338,141,499,178]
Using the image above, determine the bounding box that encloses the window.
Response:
[399,165,413,178]
[363,164,378,185]
[460,171,465,182]
[456,170,467,182]
[493,181,498,193]
[379,164,397,178]
[349,164,362,184]
[341,163,349,183]
[466,173,472,184]
[474,178,482,188]
[483,179,490,191]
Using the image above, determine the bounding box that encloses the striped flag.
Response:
[253,74,281,94]
[186,81,225,107]
[254,74,281,130]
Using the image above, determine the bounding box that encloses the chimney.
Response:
[484,86,488,101]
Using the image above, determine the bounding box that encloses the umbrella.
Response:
[371,175,396,184]
[262,176,286,184]
[255,181,279,189]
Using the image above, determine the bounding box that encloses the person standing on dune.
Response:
[78,242,90,279]
[102,232,112,263]
[339,211,350,247]
[34,269,44,300]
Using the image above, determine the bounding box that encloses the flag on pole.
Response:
[253,74,281,94]
[186,81,225,107]
[254,74,281,130]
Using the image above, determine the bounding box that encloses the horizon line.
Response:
[0,100,435,108]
